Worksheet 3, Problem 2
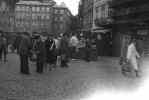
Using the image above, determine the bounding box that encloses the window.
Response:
[36,7,40,12]
[32,7,35,12]
[55,9,58,14]
[60,17,63,21]
[41,15,44,19]
[60,10,64,14]
[46,15,49,19]
[46,7,50,12]
[55,17,58,21]
[41,7,45,11]
[16,6,20,11]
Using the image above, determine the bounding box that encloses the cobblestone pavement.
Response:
[0,54,147,100]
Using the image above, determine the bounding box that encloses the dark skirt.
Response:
[46,50,57,64]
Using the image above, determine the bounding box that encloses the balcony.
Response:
[111,3,149,17]
[111,0,149,8]
[94,17,113,27]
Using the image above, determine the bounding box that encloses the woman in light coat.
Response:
[126,38,140,77]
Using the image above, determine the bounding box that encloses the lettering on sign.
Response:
[137,30,148,35]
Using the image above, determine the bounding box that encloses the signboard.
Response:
[137,30,148,35]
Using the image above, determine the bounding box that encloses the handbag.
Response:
[121,61,132,74]
[56,56,61,66]
[30,53,37,62]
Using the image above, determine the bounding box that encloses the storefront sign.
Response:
[137,30,148,35]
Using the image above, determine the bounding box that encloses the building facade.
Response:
[52,2,72,35]
[110,0,149,57]
[0,0,18,32]
[92,0,112,32]
[15,0,55,34]
[79,0,94,33]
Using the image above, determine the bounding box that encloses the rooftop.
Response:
[16,0,55,6]
[53,2,67,8]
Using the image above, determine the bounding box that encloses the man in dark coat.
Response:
[18,32,32,75]
[34,35,46,73]
[13,32,22,54]
[84,38,91,62]
[59,34,69,68]
[45,35,57,70]
[0,31,8,63]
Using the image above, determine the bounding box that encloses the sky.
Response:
[55,0,80,15]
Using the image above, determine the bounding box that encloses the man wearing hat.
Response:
[18,32,32,74]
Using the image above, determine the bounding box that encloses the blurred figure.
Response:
[96,34,103,58]
[13,32,22,54]
[84,38,91,62]
[69,33,79,59]
[59,34,69,68]
[18,32,32,75]
[54,36,61,67]
[127,38,140,77]
[34,35,46,74]
[45,35,57,71]
[0,31,8,63]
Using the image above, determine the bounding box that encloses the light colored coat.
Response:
[126,43,140,70]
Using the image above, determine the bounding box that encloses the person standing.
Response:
[84,38,91,62]
[126,38,140,77]
[69,33,79,59]
[34,35,46,74]
[0,31,8,63]
[13,32,22,54]
[45,35,57,70]
[18,32,32,75]
[96,34,103,58]
[59,34,69,68]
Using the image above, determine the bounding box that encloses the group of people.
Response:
[0,30,143,77]
[0,30,93,75]
[12,32,72,74]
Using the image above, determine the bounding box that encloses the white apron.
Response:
[126,43,140,70]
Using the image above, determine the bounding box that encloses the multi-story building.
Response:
[52,2,72,35]
[92,0,113,32]
[79,0,94,34]
[0,0,18,32]
[110,0,149,57]
[15,0,55,34]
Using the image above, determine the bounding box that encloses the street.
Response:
[0,53,148,100]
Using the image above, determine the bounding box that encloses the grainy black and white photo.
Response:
[0,0,149,100]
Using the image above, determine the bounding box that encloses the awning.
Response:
[81,28,92,32]
[91,29,111,33]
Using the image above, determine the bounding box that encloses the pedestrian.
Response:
[84,38,91,62]
[34,35,46,74]
[54,36,61,67]
[69,33,79,59]
[59,34,69,68]
[126,38,140,77]
[18,32,32,75]
[0,31,8,63]
[96,34,103,58]
[13,32,22,54]
[45,34,57,71]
